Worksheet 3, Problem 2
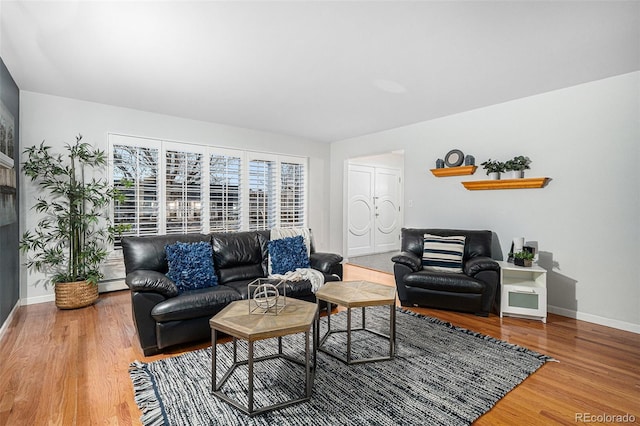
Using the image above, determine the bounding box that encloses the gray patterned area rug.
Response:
[130,307,554,426]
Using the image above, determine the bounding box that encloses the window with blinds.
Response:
[280,162,305,228]
[165,150,203,234]
[112,144,159,248]
[209,153,241,232]
[109,134,307,246]
[248,159,276,230]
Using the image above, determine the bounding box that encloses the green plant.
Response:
[513,251,535,260]
[19,135,128,286]
[504,156,531,172]
[480,159,505,174]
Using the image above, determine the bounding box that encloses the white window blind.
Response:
[109,134,307,245]
[248,159,276,230]
[280,161,305,228]
[165,150,203,234]
[112,144,160,248]
[209,153,241,232]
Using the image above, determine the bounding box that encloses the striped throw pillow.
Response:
[422,234,466,273]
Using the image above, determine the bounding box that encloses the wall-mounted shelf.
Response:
[430,165,477,177]
[462,177,550,190]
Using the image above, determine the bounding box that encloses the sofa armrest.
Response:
[464,256,500,276]
[125,270,179,298]
[310,252,343,274]
[391,251,422,272]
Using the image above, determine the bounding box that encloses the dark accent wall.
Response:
[0,56,20,328]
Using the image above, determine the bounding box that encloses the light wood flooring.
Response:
[1,264,638,425]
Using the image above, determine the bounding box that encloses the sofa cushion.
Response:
[224,277,314,300]
[422,234,465,273]
[211,231,268,284]
[268,235,310,275]
[151,285,242,322]
[165,241,218,293]
[121,233,211,274]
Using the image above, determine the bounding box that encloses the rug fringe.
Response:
[397,307,558,363]
[129,360,167,426]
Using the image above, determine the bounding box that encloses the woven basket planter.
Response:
[54,280,99,309]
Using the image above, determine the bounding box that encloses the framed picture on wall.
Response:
[0,99,16,227]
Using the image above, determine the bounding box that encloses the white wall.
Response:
[19,91,332,304]
[349,152,404,169]
[330,72,640,333]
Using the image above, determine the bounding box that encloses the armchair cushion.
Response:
[464,256,500,276]
[422,234,466,273]
[391,251,422,272]
[404,270,485,293]
[165,241,218,293]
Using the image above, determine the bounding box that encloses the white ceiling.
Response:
[1,1,639,143]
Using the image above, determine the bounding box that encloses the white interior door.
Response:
[374,168,401,253]
[347,165,375,256]
[347,164,401,257]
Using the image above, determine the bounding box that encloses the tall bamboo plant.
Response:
[20,135,126,286]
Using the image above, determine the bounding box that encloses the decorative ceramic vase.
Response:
[436,159,445,169]
[488,172,500,180]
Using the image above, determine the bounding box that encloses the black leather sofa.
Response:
[122,230,343,355]
[391,228,499,316]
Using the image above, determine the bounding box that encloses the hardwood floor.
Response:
[1,264,638,425]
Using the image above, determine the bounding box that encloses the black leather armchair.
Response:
[392,228,499,316]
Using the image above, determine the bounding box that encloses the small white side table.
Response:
[497,260,547,323]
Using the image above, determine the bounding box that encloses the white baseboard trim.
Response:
[99,279,127,293]
[548,305,640,334]
[21,279,127,306]
[0,300,21,342]
[22,294,55,305]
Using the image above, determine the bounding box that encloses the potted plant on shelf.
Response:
[504,156,531,179]
[20,135,127,309]
[513,250,535,267]
[480,159,505,180]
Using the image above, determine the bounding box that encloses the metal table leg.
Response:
[211,329,217,392]
[248,341,254,414]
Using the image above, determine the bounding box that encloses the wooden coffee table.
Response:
[315,280,396,364]
[209,298,318,416]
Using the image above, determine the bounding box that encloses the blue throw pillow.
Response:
[165,241,218,293]
[268,235,310,275]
